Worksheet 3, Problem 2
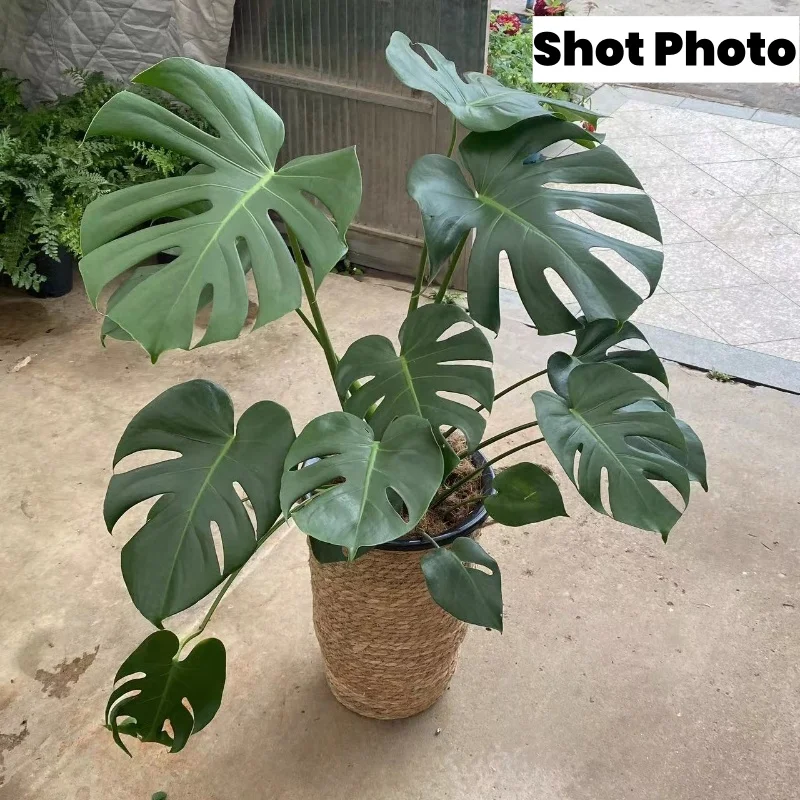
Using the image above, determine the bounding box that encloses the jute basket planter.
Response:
[309,459,493,720]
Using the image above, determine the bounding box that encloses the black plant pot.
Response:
[29,247,75,298]
[379,450,495,551]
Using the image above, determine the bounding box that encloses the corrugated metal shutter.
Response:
[227,0,488,282]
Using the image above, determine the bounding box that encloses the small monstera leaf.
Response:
[386,31,597,132]
[280,413,443,557]
[484,463,567,526]
[105,380,295,625]
[408,116,662,335]
[334,304,494,451]
[533,363,691,539]
[80,57,361,361]
[548,317,668,398]
[421,537,503,630]
[106,630,226,755]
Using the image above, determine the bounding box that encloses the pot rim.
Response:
[378,450,494,552]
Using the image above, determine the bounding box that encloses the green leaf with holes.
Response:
[280,413,443,557]
[548,317,668,398]
[80,57,361,361]
[421,537,503,631]
[533,363,691,539]
[408,116,662,335]
[106,630,225,755]
[386,31,598,133]
[631,419,708,492]
[334,304,494,451]
[105,379,295,625]
[484,463,567,526]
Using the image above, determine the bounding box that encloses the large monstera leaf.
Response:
[548,317,668,398]
[106,630,226,755]
[280,413,443,557]
[334,304,494,451]
[80,57,361,361]
[408,116,663,335]
[105,380,295,625]
[386,32,597,132]
[533,363,691,539]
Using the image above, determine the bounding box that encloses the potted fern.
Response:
[80,32,707,755]
[0,69,196,295]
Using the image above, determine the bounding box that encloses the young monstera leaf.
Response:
[280,413,443,557]
[106,630,226,755]
[334,304,494,451]
[547,317,669,399]
[408,115,663,335]
[80,57,361,361]
[105,379,295,625]
[421,537,503,631]
[484,462,567,526]
[386,32,597,132]
[533,363,691,540]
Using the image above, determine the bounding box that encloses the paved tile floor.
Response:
[500,86,800,364]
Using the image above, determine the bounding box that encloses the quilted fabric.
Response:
[0,0,236,101]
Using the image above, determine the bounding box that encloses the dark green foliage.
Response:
[0,68,199,289]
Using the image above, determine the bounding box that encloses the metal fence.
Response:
[227,0,489,280]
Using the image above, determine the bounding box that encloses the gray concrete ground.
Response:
[1,274,798,799]
[498,2,800,114]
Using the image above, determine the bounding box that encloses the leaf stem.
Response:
[407,115,459,315]
[295,309,321,345]
[441,370,548,442]
[407,242,429,315]
[433,231,469,303]
[417,529,441,549]
[431,438,545,509]
[493,369,547,404]
[465,421,539,456]
[287,227,339,382]
[179,516,286,651]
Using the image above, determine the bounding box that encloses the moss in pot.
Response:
[79,36,707,755]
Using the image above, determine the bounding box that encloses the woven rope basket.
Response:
[309,543,469,719]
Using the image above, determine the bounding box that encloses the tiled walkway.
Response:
[500,85,800,378]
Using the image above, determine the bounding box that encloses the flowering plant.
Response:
[489,12,522,35]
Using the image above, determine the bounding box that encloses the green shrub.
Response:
[0,69,199,290]
[487,13,582,106]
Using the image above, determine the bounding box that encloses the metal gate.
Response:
[227,0,489,279]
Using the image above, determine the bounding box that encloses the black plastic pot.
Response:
[29,247,75,298]
[379,450,495,551]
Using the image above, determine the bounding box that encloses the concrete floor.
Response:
[1,273,799,800]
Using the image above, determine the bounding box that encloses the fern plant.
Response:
[0,69,199,290]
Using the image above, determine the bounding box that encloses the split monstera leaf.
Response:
[82,35,706,757]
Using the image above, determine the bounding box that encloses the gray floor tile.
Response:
[596,115,648,139]
[700,160,800,195]
[629,293,723,342]
[777,157,800,176]
[673,284,800,346]
[717,124,800,158]
[751,110,800,129]
[677,97,756,119]
[653,203,705,245]
[659,241,763,292]
[749,193,800,233]
[604,136,678,167]
[713,234,800,284]
[634,163,737,205]
[655,132,763,164]
[662,197,792,239]
[615,88,685,108]
[614,107,711,135]
[775,281,800,304]
[743,338,800,362]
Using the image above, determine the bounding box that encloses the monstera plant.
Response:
[82,32,706,756]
